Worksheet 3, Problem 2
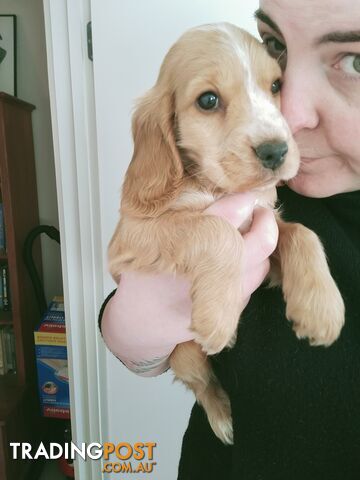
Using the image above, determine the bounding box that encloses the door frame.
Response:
[43,1,107,478]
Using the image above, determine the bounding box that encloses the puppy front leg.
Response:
[270,219,345,346]
[178,215,245,355]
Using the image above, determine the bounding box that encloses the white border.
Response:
[43,1,107,478]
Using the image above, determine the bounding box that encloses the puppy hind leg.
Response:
[170,341,233,445]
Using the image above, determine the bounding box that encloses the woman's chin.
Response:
[286,156,360,198]
[287,173,343,199]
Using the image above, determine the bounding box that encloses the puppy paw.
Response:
[192,297,243,355]
[193,322,238,355]
[286,277,345,347]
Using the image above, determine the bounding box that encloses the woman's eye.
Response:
[337,54,360,76]
[197,91,219,110]
[263,36,286,60]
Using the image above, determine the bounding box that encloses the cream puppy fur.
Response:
[108,23,345,444]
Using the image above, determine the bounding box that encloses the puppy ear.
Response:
[121,87,183,217]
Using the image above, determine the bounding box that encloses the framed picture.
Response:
[0,15,16,96]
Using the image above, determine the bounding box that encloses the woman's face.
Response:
[257,0,360,197]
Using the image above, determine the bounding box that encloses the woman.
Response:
[99,0,360,478]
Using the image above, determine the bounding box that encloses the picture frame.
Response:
[0,15,17,96]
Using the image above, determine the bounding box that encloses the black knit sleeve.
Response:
[98,288,116,336]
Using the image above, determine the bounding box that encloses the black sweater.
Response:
[178,186,360,480]
[99,186,360,480]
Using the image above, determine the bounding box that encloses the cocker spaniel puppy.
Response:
[108,23,345,444]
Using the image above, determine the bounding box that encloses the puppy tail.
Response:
[170,340,233,445]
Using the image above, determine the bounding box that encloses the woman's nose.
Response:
[280,70,320,135]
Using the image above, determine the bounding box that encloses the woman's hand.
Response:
[100,192,278,376]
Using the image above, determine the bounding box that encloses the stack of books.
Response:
[34,296,70,418]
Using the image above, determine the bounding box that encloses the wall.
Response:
[92,1,259,477]
[0,0,62,302]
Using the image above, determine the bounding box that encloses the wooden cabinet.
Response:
[0,93,46,479]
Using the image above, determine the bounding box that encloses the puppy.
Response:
[108,23,345,444]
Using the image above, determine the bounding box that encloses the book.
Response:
[0,328,4,375]
[0,275,3,309]
[0,326,16,374]
[3,327,11,373]
[8,327,16,373]
[0,203,5,252]
[2,265,9,310]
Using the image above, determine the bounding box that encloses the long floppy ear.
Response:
[121,87,184,217]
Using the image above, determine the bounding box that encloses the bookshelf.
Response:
[0,93,46,479]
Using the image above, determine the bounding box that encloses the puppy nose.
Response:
[254,142,288,170]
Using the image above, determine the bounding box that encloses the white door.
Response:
[92,2,259,479]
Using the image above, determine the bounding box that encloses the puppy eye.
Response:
[197,91,219,110]
[271,79,281,95]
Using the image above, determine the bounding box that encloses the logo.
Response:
[10,441,157,474]
[102,442,157,474]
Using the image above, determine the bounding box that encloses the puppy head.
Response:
[122,23,300,217]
